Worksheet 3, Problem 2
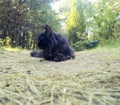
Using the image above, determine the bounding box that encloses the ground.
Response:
[0,47,120,105]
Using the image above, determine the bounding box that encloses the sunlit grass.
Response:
[0,47,21,51]
[4,47,20,51]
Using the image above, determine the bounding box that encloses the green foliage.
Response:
[91,0,120,44]
[66,0,86,48]
[62,0,120,51]
[0,37,11,47]
[0,0,60,49]
[0,0,120,50]
[72,40,86,51]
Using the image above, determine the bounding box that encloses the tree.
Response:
[92,0,120,44]
[0,0,60,49]
[66,0,86,51]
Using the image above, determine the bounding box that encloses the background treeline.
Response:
[0,0,120,51]
[64,0,120,50]
[0,0,60,49]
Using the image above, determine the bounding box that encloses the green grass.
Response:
[0,46,120,105]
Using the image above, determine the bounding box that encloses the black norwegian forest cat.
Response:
[31,25,75,62]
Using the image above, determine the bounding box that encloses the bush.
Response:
[72,41,87,51]
[0,37,11,47]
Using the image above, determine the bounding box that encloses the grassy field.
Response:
[0,47,120,105]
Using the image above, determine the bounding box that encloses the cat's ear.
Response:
[45,25,52,32]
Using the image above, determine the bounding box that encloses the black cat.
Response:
[31,25,75,62]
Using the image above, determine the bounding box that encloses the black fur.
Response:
[30,50,43,58]
[31,25,75,62]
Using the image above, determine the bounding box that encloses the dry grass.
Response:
[0,47,120,105]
